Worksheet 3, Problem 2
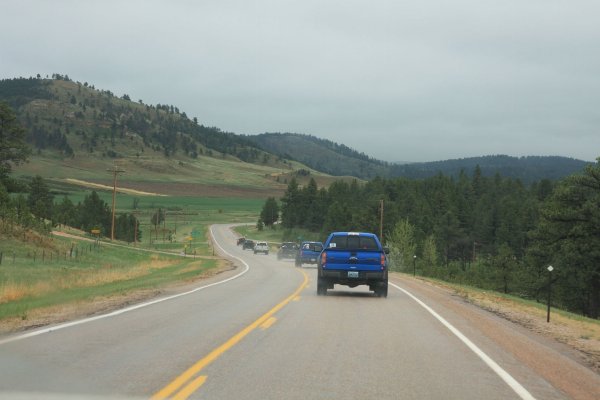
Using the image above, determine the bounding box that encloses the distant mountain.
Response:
[389,155,591,182]
[247,133,388,178]
[248,133,590,183]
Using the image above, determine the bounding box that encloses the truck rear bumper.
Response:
[320,269,387,287]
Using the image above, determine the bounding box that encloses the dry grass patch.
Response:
[0,256,178,304]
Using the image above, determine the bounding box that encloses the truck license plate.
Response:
[348,271,359,278]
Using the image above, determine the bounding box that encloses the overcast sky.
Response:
[2,0,599,162]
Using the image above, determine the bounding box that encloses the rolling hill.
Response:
[247,132,389,179]
[248,132,590,183]
[0,76,348,197]
[1,76,592,192]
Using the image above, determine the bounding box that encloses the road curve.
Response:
[0,224,595,399]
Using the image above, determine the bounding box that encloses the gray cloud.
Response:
[2,0,599,162]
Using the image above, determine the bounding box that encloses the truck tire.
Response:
[317,277,327,296]
[376,281,388,298]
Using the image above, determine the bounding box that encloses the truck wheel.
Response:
[376,281,388,298]
[317,277,327,296]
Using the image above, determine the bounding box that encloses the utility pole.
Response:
[547,265,554,322]
[132,210,139,246]
[379,199,384,242]
[107,164,125,241]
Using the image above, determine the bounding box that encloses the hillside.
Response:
[0,76,346,197]
[1,76,591,189]
[249,133,590,183]
[247,133,388,179]
[389,155,591,182]
[0,76,276,163]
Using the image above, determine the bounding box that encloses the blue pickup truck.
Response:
[295,241,323,267]
[317,232,389,297]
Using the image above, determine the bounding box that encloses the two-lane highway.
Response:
[0,224,593,399]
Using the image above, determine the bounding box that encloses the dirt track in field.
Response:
[67,179,285,197]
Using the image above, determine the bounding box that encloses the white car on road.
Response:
[254,241,269,255]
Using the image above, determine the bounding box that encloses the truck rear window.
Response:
[328,236,378,250]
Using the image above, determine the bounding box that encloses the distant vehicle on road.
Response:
[254,241,269,255]
[237,237,246,246]
[317,232,389,297]
[242,239,255,250]
[277,242,298,260]
[295,241,323,267]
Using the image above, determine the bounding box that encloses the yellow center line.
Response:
[260,317,277,330]
[172,376,207,400]
[151,269,308,400]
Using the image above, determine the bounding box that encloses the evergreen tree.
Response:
[530,159,600,317]
[27,175,53,221]
[260,197,280,227]
[280,178,300,228]
[78,191,111,234]
[54,196,77,226]
[0,102,30,186]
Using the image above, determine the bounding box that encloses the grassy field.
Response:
[0,190,264,329]
[0,233,220,322]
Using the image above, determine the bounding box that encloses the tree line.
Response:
[272,163,600,318]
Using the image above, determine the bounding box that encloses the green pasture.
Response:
[0,235,218,321]
[48,181,263,255]
[1,185,264,324]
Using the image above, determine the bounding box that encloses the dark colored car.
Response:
[242,239,255,250]
[277,242,298,260]
[237,237,246,246]
[295,241,323,267]
[317,232,389,297]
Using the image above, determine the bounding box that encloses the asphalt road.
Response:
[0,224,591,399]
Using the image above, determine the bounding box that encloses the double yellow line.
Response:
[151,270,309,399]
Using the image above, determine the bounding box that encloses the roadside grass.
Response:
[0,234,218,321]
[2,184,263,329]
[399,273,600,356]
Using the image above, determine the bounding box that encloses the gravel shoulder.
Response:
[392,273,600,400]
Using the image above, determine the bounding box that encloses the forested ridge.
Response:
[249,133,589,183]
[248,132,389,178]
[274,163,600,318]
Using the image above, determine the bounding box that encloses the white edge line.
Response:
[0,225,249,346]
[389,282,536,400]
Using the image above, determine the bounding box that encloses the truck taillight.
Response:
[321,252,327,267]
[380,254,385,270]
